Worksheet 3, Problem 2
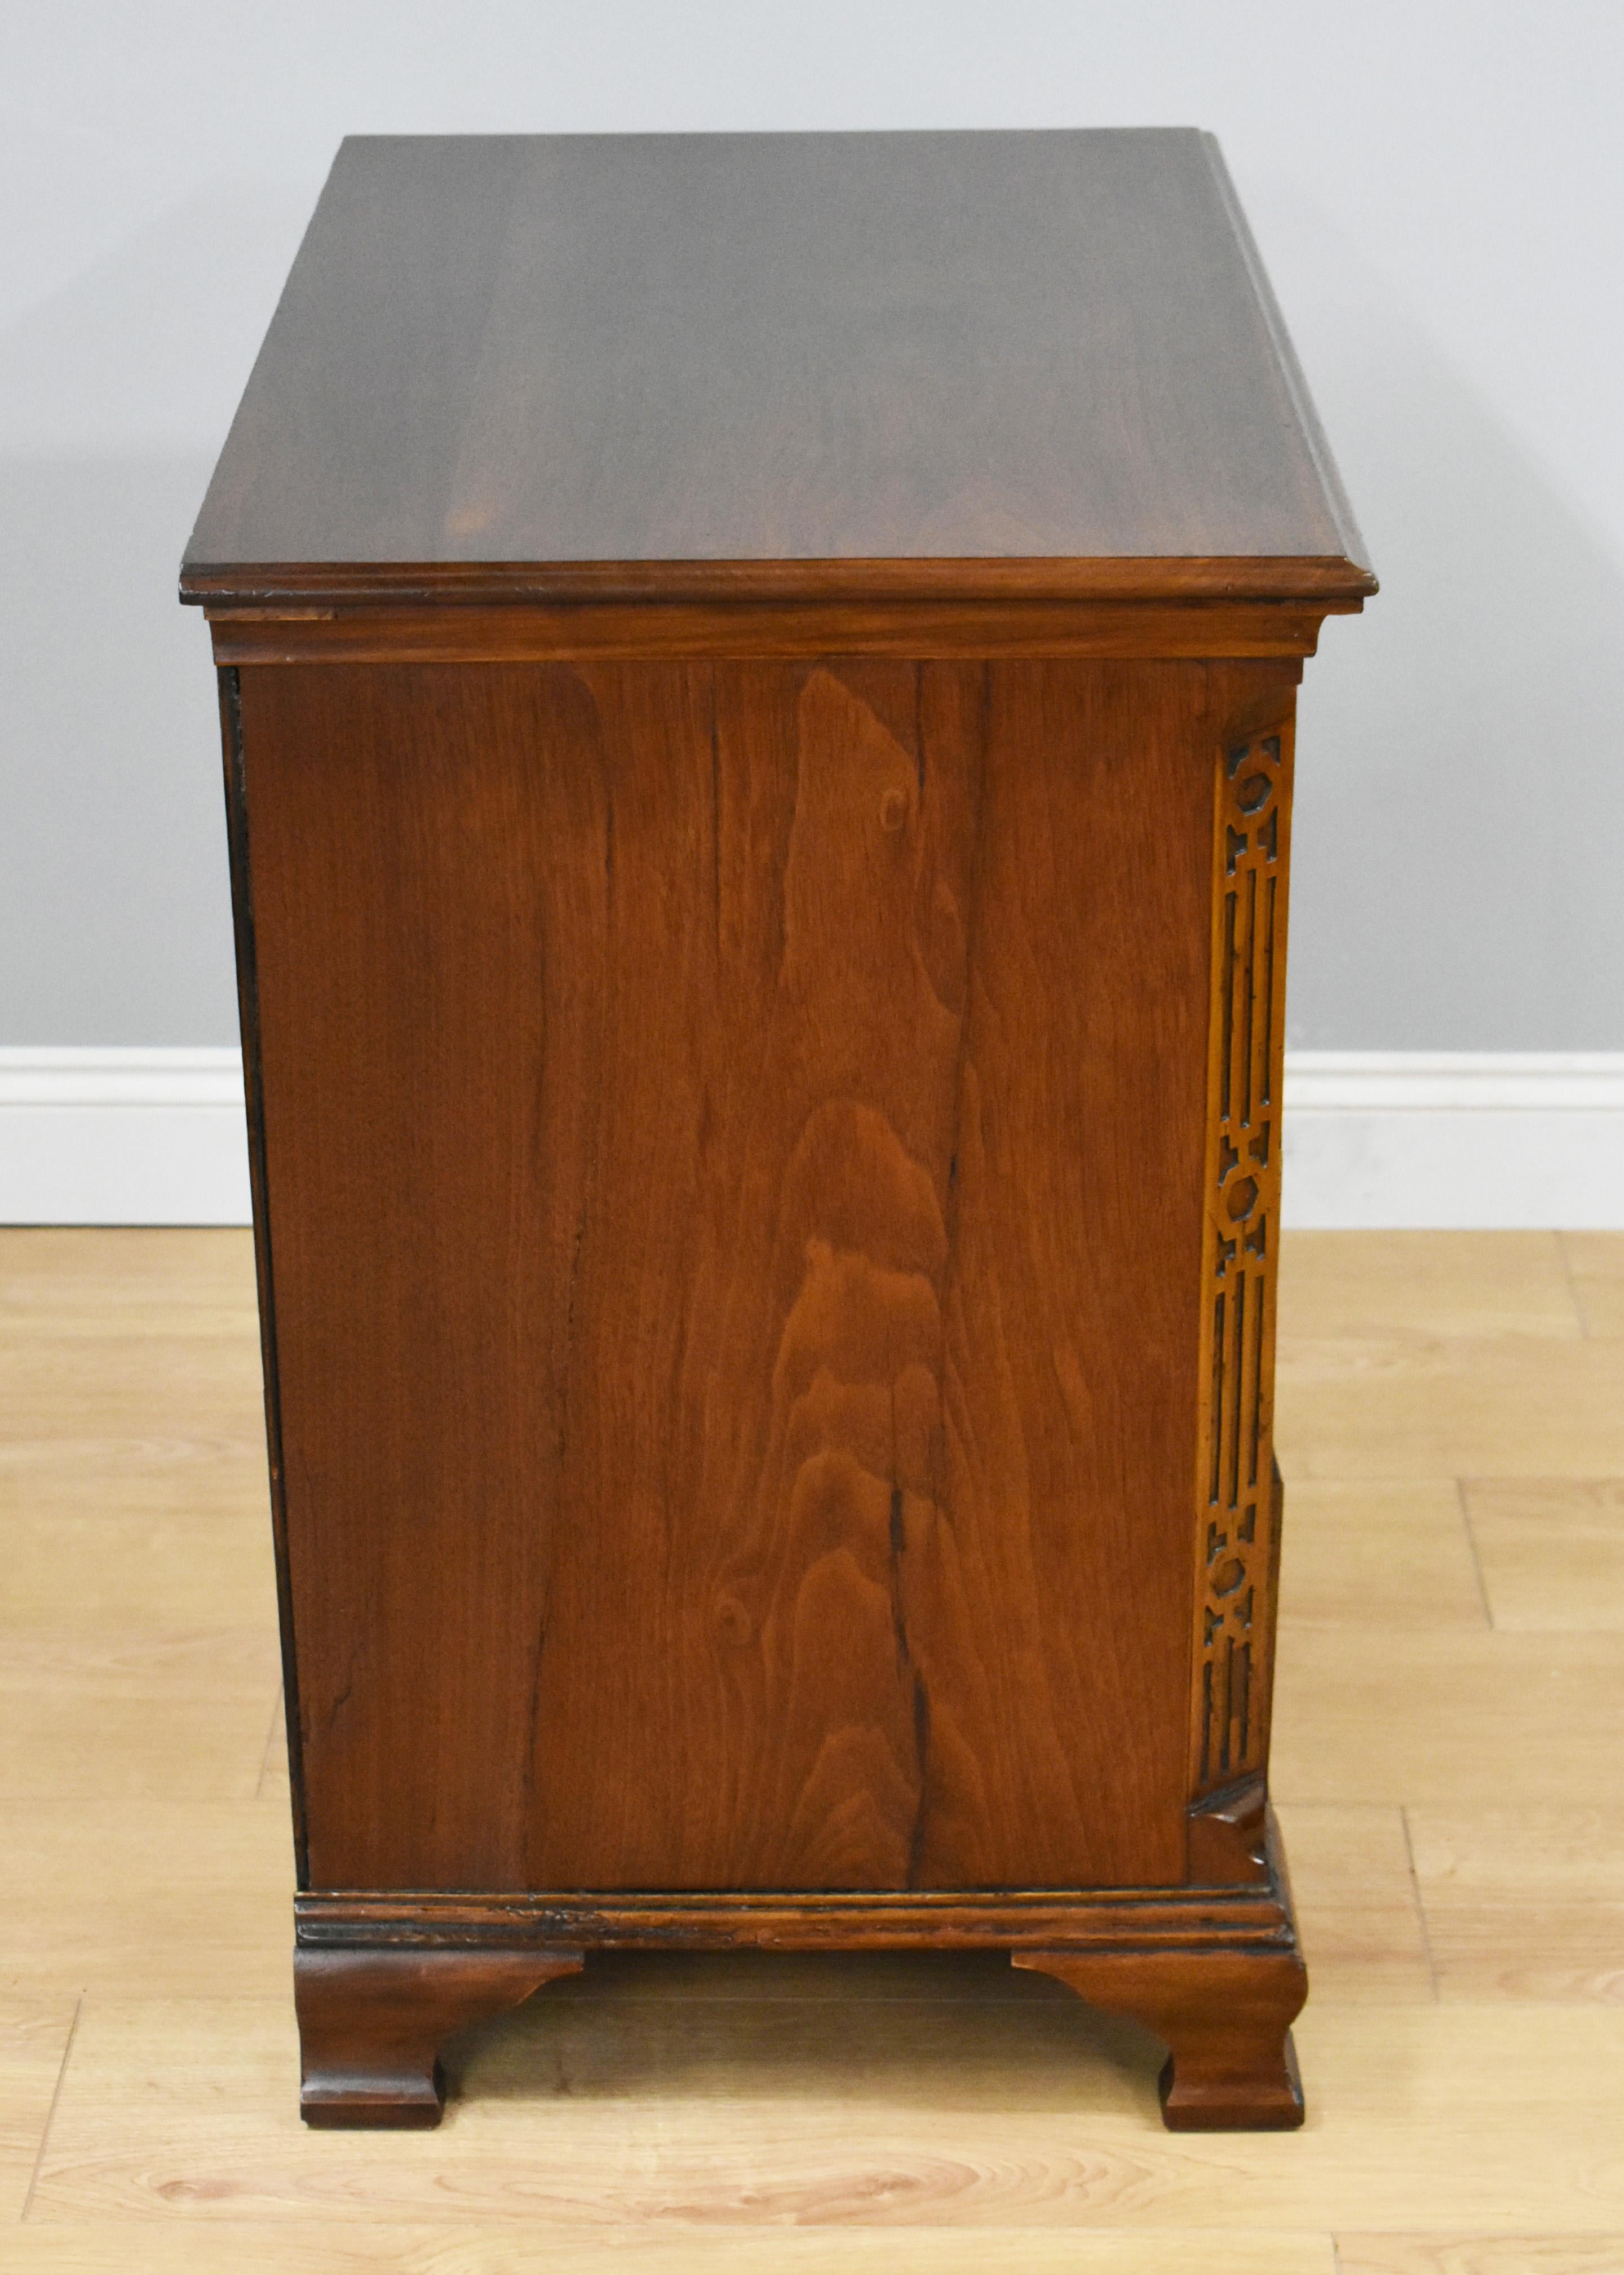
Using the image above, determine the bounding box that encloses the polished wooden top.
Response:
[182,130,1373,606]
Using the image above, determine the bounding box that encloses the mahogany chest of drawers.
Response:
[182,127,1374,2130]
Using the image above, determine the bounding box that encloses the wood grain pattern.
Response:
[180,132,1372,597]
[238,656,1295,1897]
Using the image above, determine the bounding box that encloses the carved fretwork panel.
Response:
[1191,721,1293,1806]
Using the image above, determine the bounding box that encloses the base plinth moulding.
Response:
[294,1848,1307,2132]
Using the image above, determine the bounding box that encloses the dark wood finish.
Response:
[181,131,1372,600]
[188,554,1375,609]
[293,1872,1299,1952]
[1187,1776,1272,1886]
[244,656,1291,1896]
[184,129,1372,2134]
[205,598,1342,666]
[1014,1945,1307,2131]
[294,1948,582,2127]
[218,669,306,1870]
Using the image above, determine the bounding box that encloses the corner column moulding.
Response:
[180,127,1374,2131]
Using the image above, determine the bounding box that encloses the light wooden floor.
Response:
[3,1229,1623,2273]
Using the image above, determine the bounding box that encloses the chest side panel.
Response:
[921,661,1216,1886]
[241,656,1275,1893]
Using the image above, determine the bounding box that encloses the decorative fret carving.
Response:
[1192,725,1292,1805]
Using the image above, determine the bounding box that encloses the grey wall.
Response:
[3,1,1621,1049]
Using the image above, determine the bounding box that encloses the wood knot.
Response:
[878,788,908,832]
[714,1596,753,1646]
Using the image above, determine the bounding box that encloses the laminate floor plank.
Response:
[1,1509,277,1630]
[1270,1629,1624,1806]
[0,1629,280,1803]
[28,1997,1624,2231]
[1,1799,294,2000]
[258,1695,289,1804]
[0,1228,259,1335]
[1273,1803,1435,2004]
[1337,2243,1624,2274]
[1273,1336,1624,1481]
[2,2225,1340,2273]
[0,1333,264,1443]
[0,1998,79,2223]
[1277,1481,1488,1632]
[1406,1806,1624,2004]
[1562,1233,1624,1340]
[1277,1231,1581,1342]
[1462,1479,1624,1630]
[0,1439,273,1518]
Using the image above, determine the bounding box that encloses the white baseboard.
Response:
[1,1048,1621,1230]
[0,1049,252,1226]
[1281,1053,1624,1229]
